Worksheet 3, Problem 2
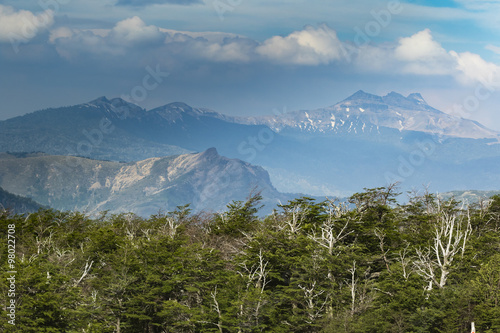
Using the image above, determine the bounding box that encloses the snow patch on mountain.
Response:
[233,90,500,140]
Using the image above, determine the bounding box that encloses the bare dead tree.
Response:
[164,216,181,239]
[35,230,54,255]
[383,182,401,206]
[238,249,270,293]
[125,227,135,242]
[308,199,353,256]
[374,228,391,273]
[282,205,304,235]
[236,248,271,329]
[140,228,151,241]
[414,201,472,290]
[347,260,357,316]
[91,289,98,303]
[75,259,94,286]
[414,248,437,292]
[397,242,412,280]
[298,281,330,323]
[210,286,223,333]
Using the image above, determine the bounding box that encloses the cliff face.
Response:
[0,149,285,216]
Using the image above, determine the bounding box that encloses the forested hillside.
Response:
[0,187,43,214]
[1,186,500,332]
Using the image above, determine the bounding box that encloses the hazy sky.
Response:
[2,0,500,130]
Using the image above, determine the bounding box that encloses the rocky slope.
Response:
[438,190,500,204]
[0,149,290,216]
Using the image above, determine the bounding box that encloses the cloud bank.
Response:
[0,5,54,43]
[256,24,344,65]
[44,17,500,91]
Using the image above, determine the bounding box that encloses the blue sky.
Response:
[1,0,500,130]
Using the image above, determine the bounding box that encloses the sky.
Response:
[1,0,500,130]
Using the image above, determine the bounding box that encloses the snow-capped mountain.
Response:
[150,102,236,123]
[236,90,500,140]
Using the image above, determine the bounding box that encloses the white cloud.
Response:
[53,30,124,60]
[351,28,500,90]
[391,29,500,88]
[393,29,455,75]
[450,50,500,88]
[194,38,258,62]
[49,27,73,43]
[0,5,54,43]
[486,44,500,55]
[49,17,259,64]
[256,24,344,65]
[50,17,165,58]
[395,29,447,62]
[454,0,500,10]
[50,21,353,66]
[108,16,164,46]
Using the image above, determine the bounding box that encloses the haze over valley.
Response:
[1,90,500,216]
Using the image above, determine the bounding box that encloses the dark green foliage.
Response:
[210,194,262,237]
[1,187,499,332]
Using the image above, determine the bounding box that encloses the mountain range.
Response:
[1,90,500,214]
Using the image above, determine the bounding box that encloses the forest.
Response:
[1,185,500,332]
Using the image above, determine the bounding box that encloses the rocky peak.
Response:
[89,96,111,105]
[163,102,196,113]
[381,91,424,110]
[198,147,219,159]
[407,93,428,105]
[341,90,430,110]
[151,102,231,123]
[341,90,384,104]
[86,96,145,118]
[150,102,201,122]
[382,91,407,104]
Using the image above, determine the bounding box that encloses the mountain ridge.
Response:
[233,90,499,139]
[0,149,292,216]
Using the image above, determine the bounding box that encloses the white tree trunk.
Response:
[414,202,472,290]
